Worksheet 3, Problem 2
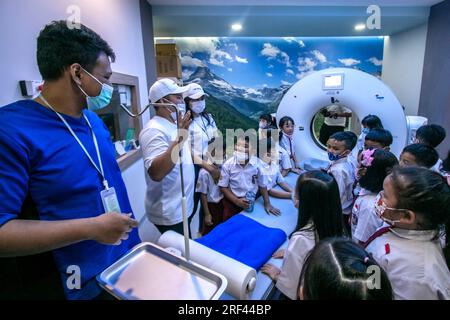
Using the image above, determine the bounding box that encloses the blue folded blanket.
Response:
[196,214,287,270]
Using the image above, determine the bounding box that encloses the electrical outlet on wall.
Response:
[19,80,43,97]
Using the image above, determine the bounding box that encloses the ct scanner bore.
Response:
[276,68,408,168]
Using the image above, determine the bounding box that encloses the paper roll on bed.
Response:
[157,231,257,300]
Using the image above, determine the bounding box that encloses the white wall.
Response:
[0,0,152,237]
[381,23,428,116]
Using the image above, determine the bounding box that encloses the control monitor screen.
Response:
[323,74,344,90]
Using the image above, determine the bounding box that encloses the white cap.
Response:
[183,83,209,100]
[149,78,189,103]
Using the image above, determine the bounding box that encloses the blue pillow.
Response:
[196,215,287,270]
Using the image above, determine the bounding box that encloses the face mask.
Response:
[191,100,205,114]
[235,151,248,162]
[328,152,342,162]
[362,128,370,134]
[78,67,114,111]
[259,121,267,129]
[374,192,402,226]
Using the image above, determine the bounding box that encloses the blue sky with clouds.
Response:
[174,37,384,89]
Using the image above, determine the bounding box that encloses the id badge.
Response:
[100,187,121,213]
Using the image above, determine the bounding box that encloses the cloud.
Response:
[268,64,274,69]
[182,69,194,80]
[367,57,382,66]
[261,43,291,67]
[286,69,295,75]
[311,50,327,63]
[227,42,239,51]
[283,37,305,48]
[297,57,317,72]
[214,49,233,61]
[263,84,268,87]
[209,57,224,67]
[235,55,248,63]
[281,80,292,85]
[261,43,280,58]
[266,72,273,77]
[180,55,204,68]
[280,52,292,67]
[245,88,262,96]
[174,37,219,55]
[227,68,233,72]
[174,37,234,68]
[296,71,314,80]
[338,58,361,66]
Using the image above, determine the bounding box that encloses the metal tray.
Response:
[97,242,227,300]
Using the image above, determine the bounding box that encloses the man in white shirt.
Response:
[139,79,195,236]
[319,104,352,145]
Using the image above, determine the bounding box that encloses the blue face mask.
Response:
[328,152,341,162]
[78,67,114,111]
[362,128,370,134]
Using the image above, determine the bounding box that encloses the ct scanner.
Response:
[276,68,427,169]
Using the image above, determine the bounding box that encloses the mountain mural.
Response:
[172,37,384,132]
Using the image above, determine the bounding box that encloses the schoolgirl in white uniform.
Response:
[351,148,398,243]
[278,116,302,174]
[365,166,450,300]
[258,138,293,199]
[261,171,345,300]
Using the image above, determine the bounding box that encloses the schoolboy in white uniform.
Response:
[139,79,195,236]
[326,132,357,219]
[219,136,280,220]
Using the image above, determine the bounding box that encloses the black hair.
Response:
[259,114,274,125]
[293,171,344,240]
[299,238,393,300]
[361,115,383,129]
[390,166,450,265]
[184,95,213,126]
[329,131,357,150]
[359,149,398,193]
[278,116,295,142]
[37,20,115,81]
[257,138,274,158]
[365,128,393,147]
[416,124,446,148]
[401,143,439,168]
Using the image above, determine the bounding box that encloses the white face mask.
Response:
[235,151,249,162]
[259,121,267,129]
[191,100,206,114]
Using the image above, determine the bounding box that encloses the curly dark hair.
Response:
[37,20,115,80]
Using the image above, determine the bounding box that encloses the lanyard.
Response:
[197,116,211,140]
[39,95,109,190]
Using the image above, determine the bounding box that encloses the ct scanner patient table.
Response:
[220,172,299,300]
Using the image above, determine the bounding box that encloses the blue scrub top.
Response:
[0,100,140,300]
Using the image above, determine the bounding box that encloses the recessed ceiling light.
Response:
[231,23,242,31]
[354,24,366,31]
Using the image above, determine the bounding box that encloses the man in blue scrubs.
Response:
[0,21,140,299]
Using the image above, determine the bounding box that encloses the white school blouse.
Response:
[366,228,450,300]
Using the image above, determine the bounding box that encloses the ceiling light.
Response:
[231,23,242,31]
[354,24,366,31]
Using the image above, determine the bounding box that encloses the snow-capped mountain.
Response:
[185,67,290,119]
